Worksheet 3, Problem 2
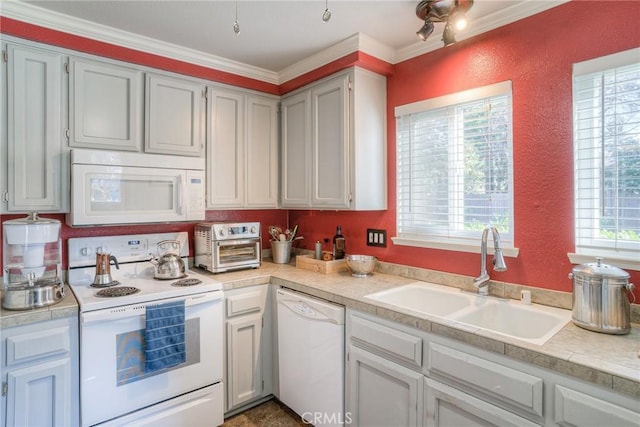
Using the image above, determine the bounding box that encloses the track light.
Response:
[416,19,435,41]
[322,0,331,23]
[415,0,474,46]
[233,0,240,35]
[442,22,456,45]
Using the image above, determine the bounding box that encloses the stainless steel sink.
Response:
[366,282,571,345]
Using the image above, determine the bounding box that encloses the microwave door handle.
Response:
[177,175,184,215]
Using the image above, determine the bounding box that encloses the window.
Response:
[394,81,514,253]
[572,48,640,266]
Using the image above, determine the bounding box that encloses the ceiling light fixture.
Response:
[322,0,332,23]
[233,0,240,35]
[415,0,474,46]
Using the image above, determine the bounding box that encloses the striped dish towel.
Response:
[144,300,186,373]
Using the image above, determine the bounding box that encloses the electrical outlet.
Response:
[366,229,387,247]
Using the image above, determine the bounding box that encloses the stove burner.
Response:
[171,278,203,287]
[90,280,120,288]
[155,274,187,281]
[95,286,140,298]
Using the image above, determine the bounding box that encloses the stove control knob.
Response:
[218,228,225,236]
[250,226,257,234]
[81,247,93,257]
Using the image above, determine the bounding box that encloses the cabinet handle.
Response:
[2,382,7,397]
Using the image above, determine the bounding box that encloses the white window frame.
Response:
[393,81,518,257]
[569,48,640,270]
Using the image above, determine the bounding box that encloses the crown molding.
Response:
[1,0,570,86]
[277,32,397,84]
[0,0,281,85]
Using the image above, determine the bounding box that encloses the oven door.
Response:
[79,291,223,427]
[214,239,261,272]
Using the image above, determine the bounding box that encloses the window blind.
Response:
[573,48,640,260]
[395,81,513,247]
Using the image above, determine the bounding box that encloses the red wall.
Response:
[289,0,640,299]
[1,211,288,269]
[1,1,638,298]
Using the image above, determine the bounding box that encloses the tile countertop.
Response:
[207,259,640,399]
[0,287,79,329]
[1,259,638,399]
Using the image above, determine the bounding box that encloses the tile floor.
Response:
[223,399,307,427]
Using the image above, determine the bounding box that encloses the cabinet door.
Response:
[246,95,278,208]
[311,74,350,209]
[554,385,640,427]
[424,378,539,427]
[207,88,245,207]
[69,57,143,151]
[281,91,311,207]
[226,313,263,409]
[145,73,204,156]
[347,346,423,427]
[5,358,72,427]
[4,44,67,212]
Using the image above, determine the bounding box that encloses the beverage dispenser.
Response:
[2,213,64,310]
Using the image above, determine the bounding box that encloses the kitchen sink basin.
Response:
[449,298,571,345]
[366,282,475,317]
[366,282,571,345]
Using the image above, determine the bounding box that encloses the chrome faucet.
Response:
[474,226,507,296]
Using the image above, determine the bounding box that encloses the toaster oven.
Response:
[194,222,261,273]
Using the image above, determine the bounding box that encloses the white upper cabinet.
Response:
[311,74,350,208]
[146,73,205,157]
[207,86,278,209]
[2,43,68,213]
[69,57,143,151]
[281,91,311,207]
[281,67,387,210]
[245,95,278,208]
[207,88,245,207]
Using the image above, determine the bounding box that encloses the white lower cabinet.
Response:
[348,346,423,427]
[346,309,639,427]
[224,285,272,413]
[553,385,640,427]
[424,378,539,427]
[1,316,79,427]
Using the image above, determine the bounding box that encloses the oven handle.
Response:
[177,174,184,215]
[81,290,222,324]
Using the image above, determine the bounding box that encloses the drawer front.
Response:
[5,326,71,366]
[427,342,543,417]
[225,288,266,318]
[554,385,640,427]
[350,314,422,368]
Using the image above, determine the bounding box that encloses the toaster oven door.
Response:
[214,239,261,271]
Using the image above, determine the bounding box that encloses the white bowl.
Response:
[346,255,377,277]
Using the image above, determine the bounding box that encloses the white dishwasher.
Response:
[276,288,345,427]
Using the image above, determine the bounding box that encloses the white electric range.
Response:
[67,232,224,427]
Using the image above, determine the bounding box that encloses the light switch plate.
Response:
[366,229,387,247]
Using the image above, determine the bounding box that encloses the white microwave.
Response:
[67,149,206,226]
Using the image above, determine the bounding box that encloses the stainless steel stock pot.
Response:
[569,258,634,334]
